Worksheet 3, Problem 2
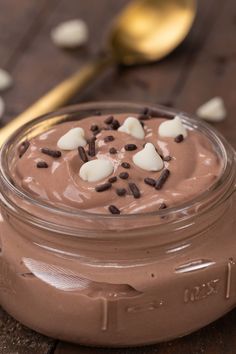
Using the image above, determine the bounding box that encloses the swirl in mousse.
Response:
[11,113,222,214]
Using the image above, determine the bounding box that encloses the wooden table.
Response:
[0,0,236,353]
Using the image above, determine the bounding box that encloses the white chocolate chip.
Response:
[57,127,86,150]
[132,143,164,171]
[158,115,187,138]
[0,69,12,92]
[118,117,145,139]
[0,96,5,118]
[79,159,114,182]
[51,19,88,49]
[196,97,226,122]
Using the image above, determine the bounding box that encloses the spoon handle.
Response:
[0,55,113,146]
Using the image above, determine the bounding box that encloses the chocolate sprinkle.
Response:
[41,148,61,158]
[121,162,130,169]
[110,119,120,130]
[119,172,129,180]
[109,147,117,154]
[149,108,173,119]
[155,169,170,190]
[163,155,172,162]
[104,135,114,142]
[95,182,112,192]
[90,124,99,132]
[37,161,48,168]
[19,140,30,158]
[124,144,137,151]
[104,115,114,125]
[88,138,96,157]
[78,146,88,163]
[93,128,101,136]
[108,176,117,183]
[116,188,127,196]
[109,205,120,214]
[138,113,150,121]
[159,203,167,210]
[141,107,149,115]
[141,107,173,119]
[129,182,141,199]
[174,134,184,143]
[144,177,156,187]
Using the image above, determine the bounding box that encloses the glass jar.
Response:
[0,102,235,347]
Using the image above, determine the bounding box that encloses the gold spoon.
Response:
[0,0,196,146]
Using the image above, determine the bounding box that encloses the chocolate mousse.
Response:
[11,113,222,214]
[0,105,235,347]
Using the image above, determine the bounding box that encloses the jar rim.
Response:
[0,101,235,234]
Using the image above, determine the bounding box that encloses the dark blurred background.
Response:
[0,0,235,147]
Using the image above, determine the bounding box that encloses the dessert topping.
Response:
[138,113,150,121]
[121,162,130,169]
[124,144,137,151]
[159,203,167,209]
[104,135,114,142]
[79,159,114,182]
[144,177,156,187]
[109,147,117,154]
[129,182,141,199]
[104,116,114,125]
[90,124,99,132]
[108,176,117,184]
[108,205,121,214]
[41,148,61,158]
[116,188,127,196]
[119,172,129,180]
[133,143,163,171]
[37,161,48,168]
[110,119,120,130]
[57,127,86,150]
[163,155,172,162]
[174,134,184,143]
[88,137,96,157]
[78,146,88,163]
[158,115,187,138]
[118,117,145,139]
[95,182,112,192]
[155,169,170,190]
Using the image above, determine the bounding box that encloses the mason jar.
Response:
[0,102,235,347]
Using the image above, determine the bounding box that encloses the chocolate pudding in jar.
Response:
[0,102,235,347]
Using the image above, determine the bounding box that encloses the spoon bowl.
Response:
[109,0,196,65]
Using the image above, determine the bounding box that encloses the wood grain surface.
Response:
[0,0,236,353]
